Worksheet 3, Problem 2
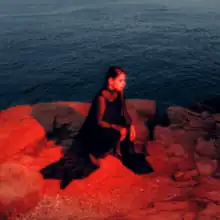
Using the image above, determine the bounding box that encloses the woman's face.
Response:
[110,73,126,92]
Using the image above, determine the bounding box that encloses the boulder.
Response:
[31,103,84,147]
[176,157,196,172]
[154,126,174,147]
[126,99,156,120]
[153,201,199,212]
[55,101,90,117]
[198,203,220,218]
[149,175,188,202]
[167,107,189,127]
[166,143,186,158]
[196,138,217,159]
[196,159,218,176]
[33,101,151,152]
[147,141,167,158]
[10,147,63,172]
[0,163,43,217]
[175,130,201,153]
[58,99,156,120]
[1,98,220,219]
[0,115,45,162]
[195,177,220,192]
[57,99,156,121]
[173,169,199,181]
[167,107,216,138]
[183,212,197,220]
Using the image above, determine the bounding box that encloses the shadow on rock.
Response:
[146,105,171,141]
[31,103,84,150]
[31,103,93,189]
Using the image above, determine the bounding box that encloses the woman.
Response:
[76,66,136,158]
[40,66,153,189]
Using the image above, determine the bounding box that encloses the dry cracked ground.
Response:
[0,99,220,220]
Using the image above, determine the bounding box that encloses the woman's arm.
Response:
[121,93,132,127]
[97,96,122,131]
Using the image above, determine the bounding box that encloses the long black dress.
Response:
[40,88,153,189]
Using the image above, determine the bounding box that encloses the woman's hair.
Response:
[104,66,126,86]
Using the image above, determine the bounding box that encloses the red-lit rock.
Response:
[184,212,197,220]
[173,169,199,181]
[153,201,199,212]
[126,99,156,120]
[198,203,220,218]
[166,143,186,157]
[31,102,85,144]
[56,99,156,121]
[196,159,218,176]
[154,126,174,147]
[0,117,45,163]
[0,163,43,217]
[196,138,217,159]
[0,100,220,219]
[176,157,196,172]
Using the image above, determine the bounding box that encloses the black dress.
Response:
[40,88,153,189]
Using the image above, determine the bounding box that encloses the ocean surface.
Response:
[0,0,220,111]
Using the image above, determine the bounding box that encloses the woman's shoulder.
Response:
[99,89,119,102]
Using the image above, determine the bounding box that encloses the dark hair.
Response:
[104,66,126,86]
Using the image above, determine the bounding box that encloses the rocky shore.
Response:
[0,99,220,220]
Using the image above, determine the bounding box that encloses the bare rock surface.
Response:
[0,98,220,219]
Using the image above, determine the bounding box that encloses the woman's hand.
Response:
[130,124,136,141]
[120,127,127,142]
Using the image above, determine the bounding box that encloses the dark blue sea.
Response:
[0,0,220,111]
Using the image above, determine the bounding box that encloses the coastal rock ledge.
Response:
[0,99,220,220]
